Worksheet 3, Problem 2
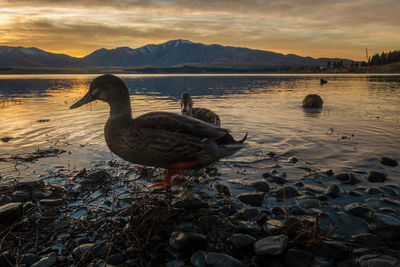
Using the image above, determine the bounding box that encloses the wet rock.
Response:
[379,186,398,196]
[250,180,270,193]
[254,234,288,256]
[22,253,38,266]
[366,212,400,241]
[302,184,325,194]
[206,252,244,267]
[357,254,399,267]
[72,243,95,258]
[379,207,396,215]
[274,186,300,198]
[290,205,307,215]
[382,198,400,207]
[268,176,287,185]
[379,156,398,167]
[31,253,57,267]
[228,234,256,250]
[39,199,63,205]
[237,221,262,234]
[335,172,359,184]
[1,137,13,142]
[296,198,322,209]
[0,202,23,225]
[365,187,383,195]
[107,254,125,265]
[172,191,208,209]
[326,184,340,198]
[310,256,335,267]
[0,195,13,204]
[166,259,186,267]
[302,94,323,108]
[344,203,373,218]
[191,250,207,267]
[352,248,371,256]
[367,171,387,183]
[12,190,30,201]
[288,156,298,163]
[351,233,386,247]
[214,183,232,197]
[233,208,260,220]
[169,231,207,252]
[284,248,313,267]
[262,172,272,178]
[348,190,362,197]
[85,170,112,184]
[271,206,285,216]
[264,220,285,234]
[237,192,265,206]
[311,240,349,258]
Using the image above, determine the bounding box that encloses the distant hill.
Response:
[0,46,77,67]
[0,40,353,68]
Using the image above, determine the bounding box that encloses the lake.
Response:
[1,74,399,183]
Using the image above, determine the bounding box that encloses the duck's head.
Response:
[180,92,193,115]
[70,74,130,109]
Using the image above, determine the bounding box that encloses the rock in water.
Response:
[169,231,207,252]
[0,202,23,225]
[302,94,323,108]
[366,212,400,241]
[367,171,387,183]
[379,156,398,167]
[254,234,288,256]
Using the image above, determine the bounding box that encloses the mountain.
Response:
[0,46,77,67]
[0,40,353,68]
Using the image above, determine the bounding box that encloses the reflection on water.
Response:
[0,74,399,182]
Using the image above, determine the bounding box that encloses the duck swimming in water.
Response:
[180,92,221,127]
[70,74,247,190]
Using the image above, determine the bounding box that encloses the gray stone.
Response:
[169,231,207,252]
[254,234,288,256]
[191,250,207,267]
[274,186,300,198]
[311,240,349,258]
[379,157,398,167]
[357,254,399,267]
[228,234,256,250]
[366,212,400,241]
[284,248,313,267]
[365,187,383,195]
[345,203,373,217]
[206,252,244,267]
[367,171,387,183]
[0,202,23,225]
[22,253,38,266]
[72,243,94,258]
[237,221,262,234]
[326,184,340,198]
[31,253,57,267]
[351,233,386,247]
[237,192,265,206]
[250,180,270,193]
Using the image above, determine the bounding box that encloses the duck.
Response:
[70,74,247,190]
[180,92,221,127]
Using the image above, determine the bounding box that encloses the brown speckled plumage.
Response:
[71,75,246,175]
[180,92,221,126]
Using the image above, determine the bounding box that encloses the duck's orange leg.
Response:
[148,161,199,190]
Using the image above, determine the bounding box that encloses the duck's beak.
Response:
[70,92,94,109]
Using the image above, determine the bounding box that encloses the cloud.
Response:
[0,0,399,59]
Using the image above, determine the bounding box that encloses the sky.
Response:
[0,0,399,60]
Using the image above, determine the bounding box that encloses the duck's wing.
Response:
[133,111,228,140]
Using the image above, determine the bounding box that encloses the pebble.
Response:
[206,252,244,267]
[228,234,256,250]
[169,231,207,252]
[107,254,125,265]
[351,233,386,247]
[31,253,57,267]
[250,180,270,193]
[365,187,383,195]
[172,191,208,209]
[326,184,340,198]
[357,254,399,267]
[379,186,398,196]
[0,137,13,142]
[269,176,288,185]
[284,248,313,267]
[344,203,373,218]
[262,172,272,178]
[274,185,300,198]
[296,198,322,209]
[379,156,398,167]
[237,221,262,234]
[166,259,186,267]
[12,190,30,201]
[191,250,207,267]
[271,206,285,216]
[366,212,400,241]
[263,220,285,234]
[0,202,23,225]
[254,234,288,256]
[367,171,387,183]
[382,198,400,207]
[72,243,94,258]
[290,205,307,215]
[309,256,335,267]
[39,199,63,205]
[335,172,359,184]
[22,253,38,266]
[233,208,260,220]
[237,192,265,206]
[310,240,349,258]
[348,190,362,197]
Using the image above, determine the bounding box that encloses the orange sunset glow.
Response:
[1,0,399,60]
